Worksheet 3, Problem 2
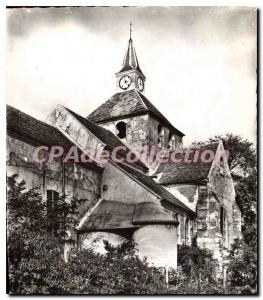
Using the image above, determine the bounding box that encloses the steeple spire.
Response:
[118,23,145,78]
[115,23,146,93]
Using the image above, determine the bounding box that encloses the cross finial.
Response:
[130,21,132,39]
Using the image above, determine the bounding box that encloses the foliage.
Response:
[7,174,87,294]
[191,133,256,179]
[191,133,257,294]
[173,245,220,294]
[7,157,257,295]
[192,134,257,239]
[235,169,257,245]
[227,238,257,294]
[7,175,167,294]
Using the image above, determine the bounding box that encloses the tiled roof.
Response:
[6,105,102,171]
[114,161,194,214]
[78,200,178,231]
[88,89,184,137]
[88,90,147,122]
[65,107,148,171]
[175,185,198,203]
[132,202,179,225]
[7,105,74,148]
[155,143,220,185]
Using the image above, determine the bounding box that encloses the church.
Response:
[6,29,241,271]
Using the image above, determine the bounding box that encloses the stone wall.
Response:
[99,114,182,171]
[208,142,241,245]
[101,161,159,204]
[196,187,223,262]
[196,143,242,267]
[99,114,149,150]
[46,104,105,165]
[7,135,102,217]
[101,114,182,151]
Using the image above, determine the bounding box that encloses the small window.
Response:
[116,122,127,139]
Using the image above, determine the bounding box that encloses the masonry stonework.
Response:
[6,31,242,272]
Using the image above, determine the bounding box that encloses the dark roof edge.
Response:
[133,220,179,226]
[89,110,149,124]
[64,106,148,172]
[136,90,185,137]
[7,105,103,173]
[109,160,193,214]
[160,179,209,186]
[89,105,185,138]
[109,159,162,199]
[116,69,146,79]
[148,111,185,137]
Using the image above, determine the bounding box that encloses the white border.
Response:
[0,1,260,298]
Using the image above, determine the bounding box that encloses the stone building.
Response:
[6,33,241,270]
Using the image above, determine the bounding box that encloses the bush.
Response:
[7,175,167,294]
[7,175,257,294]
[170,245,222,294]
[227,238,257,294]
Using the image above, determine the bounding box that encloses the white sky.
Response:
[6,6,257,146]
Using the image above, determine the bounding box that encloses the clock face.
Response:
[137,77,144,92]
[119,75,132,90]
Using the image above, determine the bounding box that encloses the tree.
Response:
[7,174,86,294]
[191,134,257,294]
[7,175,167,295]
[191,133,257,238]
[191,133,256,179]
[176,245,219,293]
[227,239,257,294]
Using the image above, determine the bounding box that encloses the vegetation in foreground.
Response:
[7,134,257,294]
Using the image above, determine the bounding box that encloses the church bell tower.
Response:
[116,22,146,94]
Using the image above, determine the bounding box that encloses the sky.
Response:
[6,6,257,146]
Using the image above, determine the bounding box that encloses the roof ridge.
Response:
[111,160,193,213]
[134,89,150,111]
[136,91,185,137]
[7,104,55,130]
[65,106,147,170]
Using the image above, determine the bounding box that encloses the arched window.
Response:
[116,121,127,139]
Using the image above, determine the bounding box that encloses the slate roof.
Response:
[64,107,147,170]
[6,105,102,171]
[78,200,178,231]
[88,89,184,137]
[114,161,194,214]
[155,143,220,185]
[118,38,145,77]
[132,202,179,225]
[175,185,198,203]
[7,105,74,148]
